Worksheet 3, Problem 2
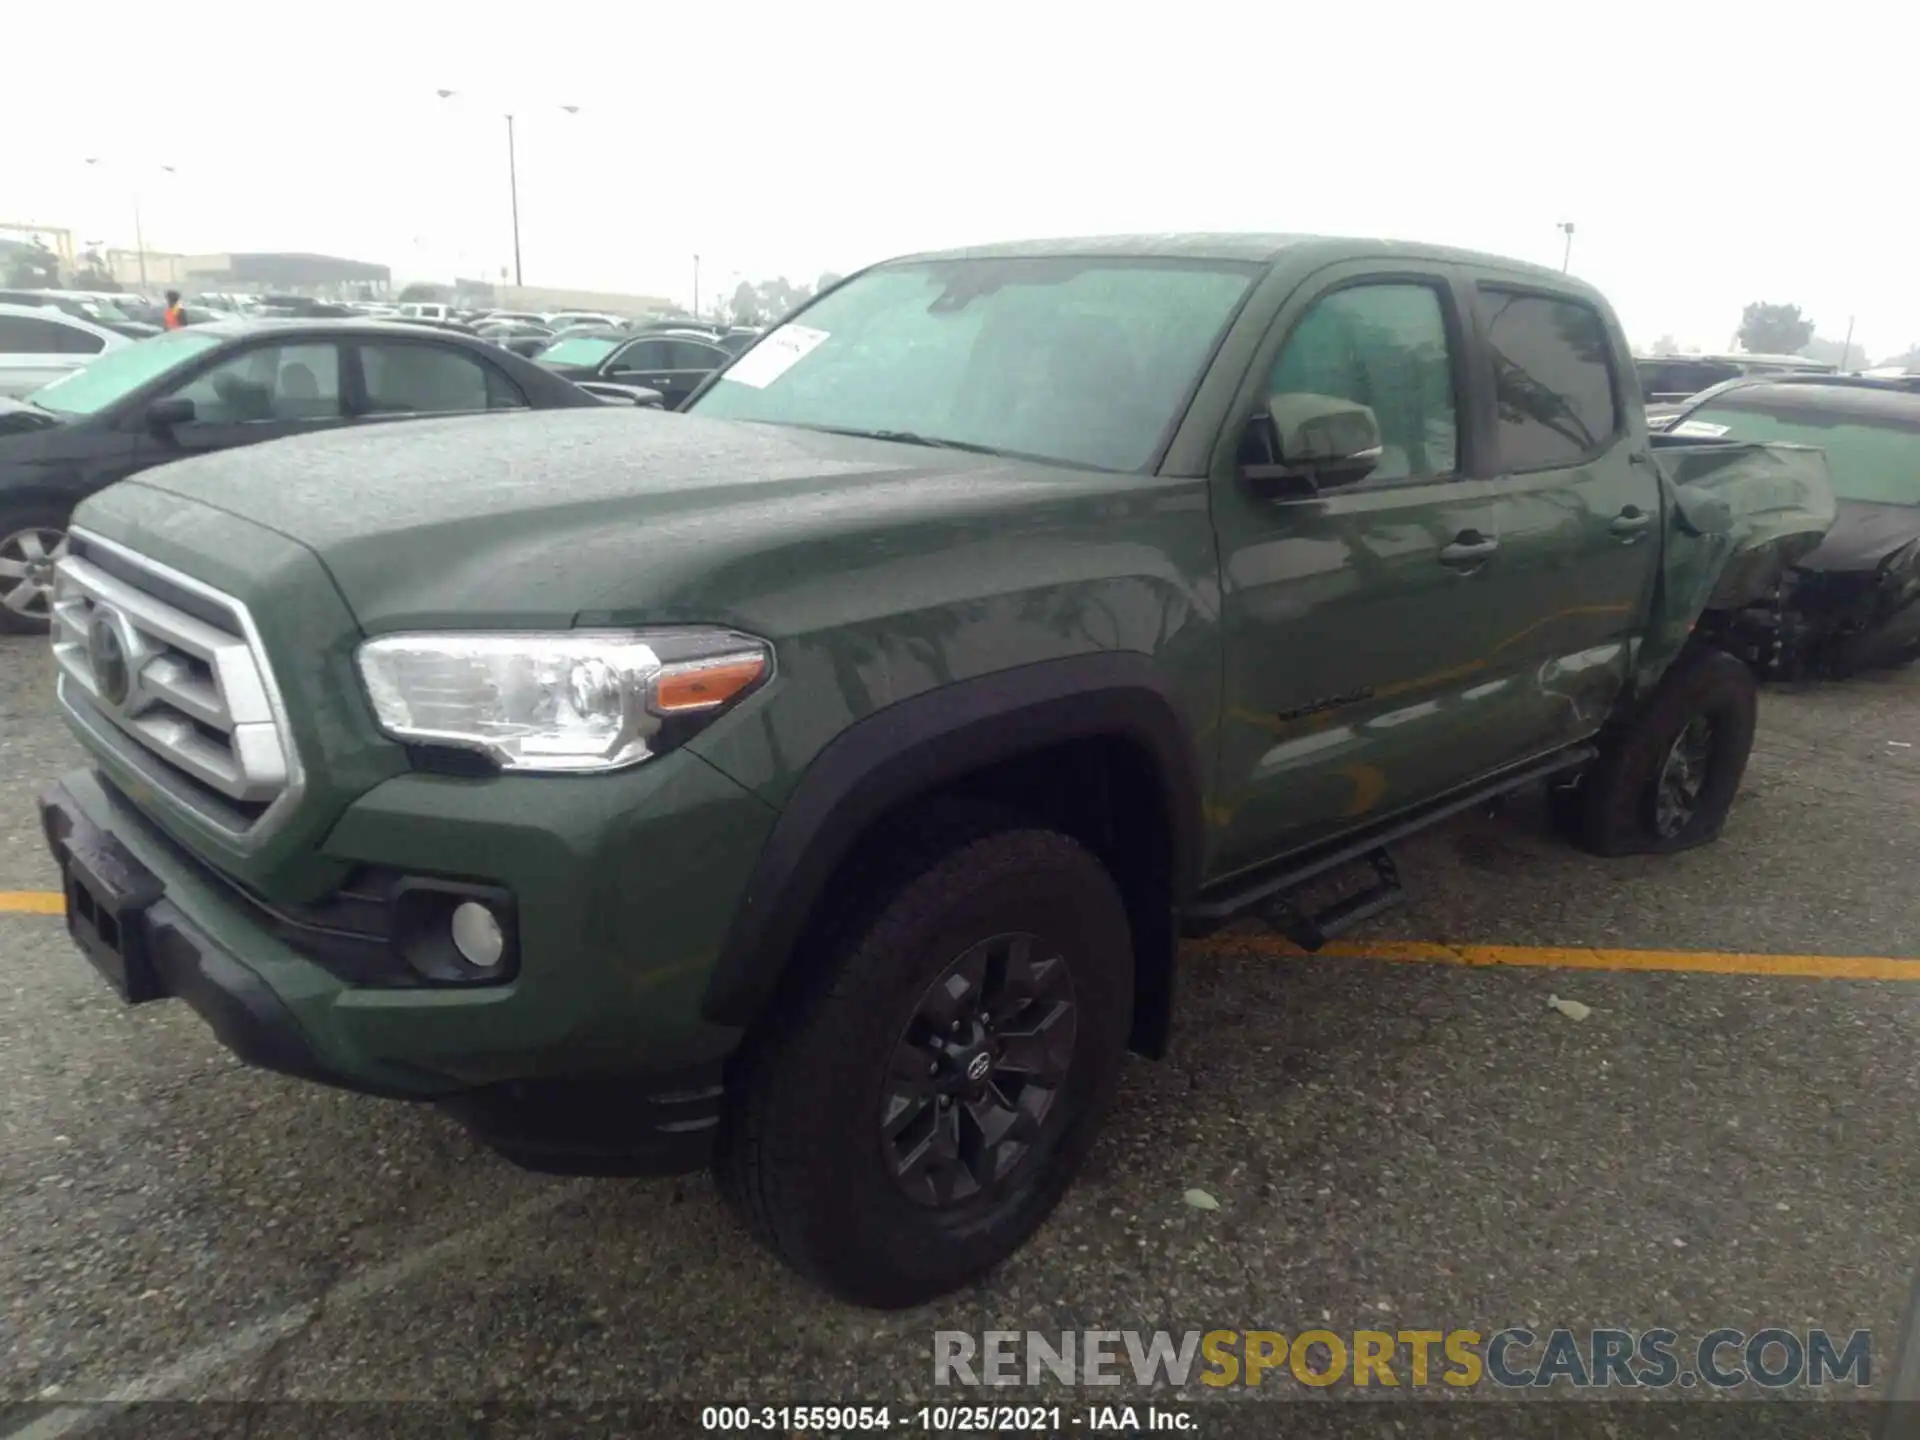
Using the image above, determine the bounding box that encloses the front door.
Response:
[603,338,726,409]
[157,340,352,455]
[1209,266,1523,879]
[1469,283,1663,752]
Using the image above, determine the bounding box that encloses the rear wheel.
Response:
[1555,646,1758,857]
[717,821,1133,1308]
[0,505,69,635]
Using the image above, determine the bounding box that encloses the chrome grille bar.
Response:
[49,534,299,839]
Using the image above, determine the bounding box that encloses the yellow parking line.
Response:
[3,887,1915,979]
[1197,934,1920,982]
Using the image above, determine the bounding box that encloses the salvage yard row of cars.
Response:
[11,232,1920,1309]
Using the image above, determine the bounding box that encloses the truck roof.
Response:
[893,232,1575,282]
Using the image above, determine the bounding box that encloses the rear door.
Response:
[349,339,530,420]
[0,315,101,395]
[1468,282,1662,753]
[1209,263,1522,875]
[151,340,355,455]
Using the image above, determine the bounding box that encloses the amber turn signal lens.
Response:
[651,655,768,713]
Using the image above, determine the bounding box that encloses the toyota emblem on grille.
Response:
[88,612,132,708]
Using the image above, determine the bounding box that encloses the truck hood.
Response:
[109,407,1127,631]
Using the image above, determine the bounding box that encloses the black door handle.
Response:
[1439,530,1499,567]
[1610,505,1654,540]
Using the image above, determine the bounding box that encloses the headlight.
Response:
[356,628,772,773]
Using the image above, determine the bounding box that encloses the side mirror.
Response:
[1242,393,1383,497]
[145,396,196,432]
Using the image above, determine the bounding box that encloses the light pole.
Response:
[1557,220,1576,274]
[84,157,175,289]
[435,90,579,289]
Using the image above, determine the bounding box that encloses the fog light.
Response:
[450,901,506,971]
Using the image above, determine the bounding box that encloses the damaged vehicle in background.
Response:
[1637,352,1837,432]
[1670,374,1920,678]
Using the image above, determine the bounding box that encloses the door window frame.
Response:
[159,339,347,427]
[0,315,77,354]
[1469,281,1627,474]
[344,339,526,417]
[1212,263,1481,495]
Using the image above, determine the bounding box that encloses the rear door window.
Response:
[667,340,725,370]
[359,342,499,414]
[1478,288,1620,468]
[0,316,73,354]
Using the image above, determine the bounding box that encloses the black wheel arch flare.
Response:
[699,652,1205,1051]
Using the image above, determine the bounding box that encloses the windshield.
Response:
[687,256,1259,471]
[30,329,223,416]
[538,335,620,365]
[1679,403,1920,506]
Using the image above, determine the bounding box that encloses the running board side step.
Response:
[1181,744,1597,939]
[1259,846,1404,952]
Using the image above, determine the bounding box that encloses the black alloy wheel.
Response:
[881,931,1077,1207]
[1652,715,1716,838]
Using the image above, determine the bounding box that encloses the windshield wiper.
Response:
[802,424,1007,456]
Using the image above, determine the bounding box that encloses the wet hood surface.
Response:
[112,407,1123,629]
[1799,499,1920,574]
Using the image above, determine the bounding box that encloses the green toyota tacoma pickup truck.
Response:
[38,235,1834,1308]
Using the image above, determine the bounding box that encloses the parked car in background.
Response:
[0,319,606,632]
[536,332,730,408]
[543,310,625,331]
[33,233,1835,1309]
[0,304,128,399]
[0,290,160,339]
[1638,352,1839,431]
[715,326,762,355]
[397,302,453,321]
[480,310,550,327]
[1669,374,1920,677]
[476,320,556,358]
[108,294,166,327]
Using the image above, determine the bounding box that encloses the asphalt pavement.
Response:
[1,633,1916,1434]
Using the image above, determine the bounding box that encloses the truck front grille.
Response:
[50,530,300,841]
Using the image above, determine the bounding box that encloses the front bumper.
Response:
[42,775,394,1095]
[41,772,426,1097]
[39,754,778,1172]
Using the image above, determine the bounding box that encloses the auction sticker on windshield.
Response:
[722,324,830,389]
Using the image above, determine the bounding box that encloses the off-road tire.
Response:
[716,819,1133,1309]
[1556,645,1758,857]
[0,504,69,636]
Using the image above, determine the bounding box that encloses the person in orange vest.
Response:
[162,291,187,329]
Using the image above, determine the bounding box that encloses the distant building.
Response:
[107,250,391,296]
[452,277,676,317]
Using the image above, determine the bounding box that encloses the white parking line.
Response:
[7,1178,594,1439]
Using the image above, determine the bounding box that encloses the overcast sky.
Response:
[3,0,1912,358]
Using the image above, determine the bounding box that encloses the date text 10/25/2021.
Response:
[701,1406,1193,1432]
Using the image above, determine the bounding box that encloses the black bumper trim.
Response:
[39,777,420,1099]
[435,1071,725,1177]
